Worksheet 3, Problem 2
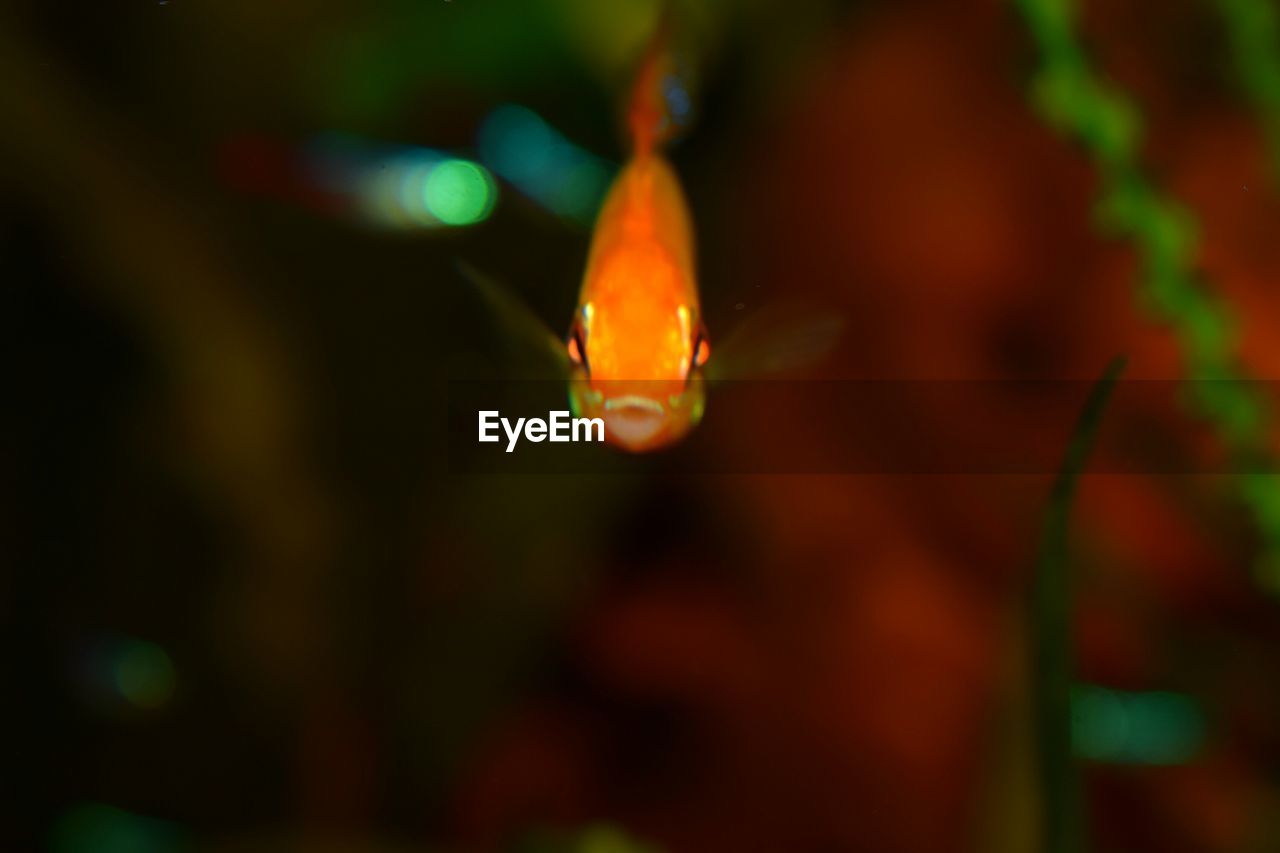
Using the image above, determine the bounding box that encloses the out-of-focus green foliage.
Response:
[1014,0,1280,592]
[298,0,736,127]
[313,0,570,124]
[52,803,188,853]
[1217,0,1280,181]
[515,824,662,853]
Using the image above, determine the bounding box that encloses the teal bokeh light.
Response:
[478,104,614,224]
[52,803,185,853]
[1071,685,1206,765]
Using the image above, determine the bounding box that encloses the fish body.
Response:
[568,24,709,452]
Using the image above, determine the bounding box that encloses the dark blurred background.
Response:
[7,0,1280,850]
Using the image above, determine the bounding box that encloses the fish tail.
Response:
[626,12,689,157]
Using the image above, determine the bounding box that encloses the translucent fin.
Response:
[626,5,698,156]
[707,303,845,380]
[455,260,569,379]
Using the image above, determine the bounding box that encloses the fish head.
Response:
[565,287,709,453]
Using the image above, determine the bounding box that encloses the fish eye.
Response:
[693,329,710,368]
[685,326,710,383]
[567,322,590,376]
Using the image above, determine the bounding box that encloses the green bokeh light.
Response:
[113,639,176,710]
[425,159,495,225]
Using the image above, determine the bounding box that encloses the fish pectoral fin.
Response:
[455,260,570,379]
[708,302,845,381]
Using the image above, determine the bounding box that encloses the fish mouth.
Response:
[602,395,668,447]
[604,395,666,415]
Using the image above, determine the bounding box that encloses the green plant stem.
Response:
[1032,356,1124,853]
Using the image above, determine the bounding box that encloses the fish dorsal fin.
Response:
[707,303,845,381]
[455,260,569,379]
[626,5,700,157]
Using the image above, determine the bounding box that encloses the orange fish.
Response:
[459,23,843,453]
[565,27,711,452]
